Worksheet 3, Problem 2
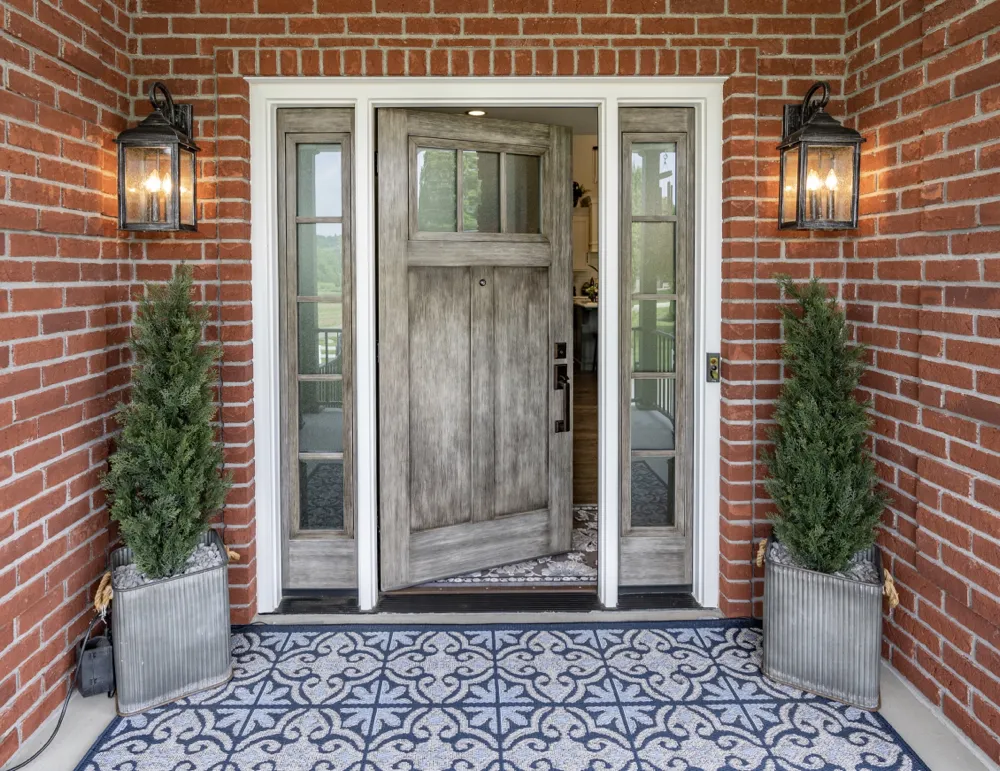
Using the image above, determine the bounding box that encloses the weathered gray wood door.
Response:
[378,109,573,590]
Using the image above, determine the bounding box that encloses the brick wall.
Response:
[2,0,998,764]
[0,0,132,765]
[844,0,1000,759]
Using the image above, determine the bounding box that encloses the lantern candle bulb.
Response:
[144,170,162,221]
[825,168,838,220]
[806,169,821,220]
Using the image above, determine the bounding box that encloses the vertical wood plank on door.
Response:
[546,125,574,552]
[378,109,412,590]
[408,267,473,531]
[471,265,495,523]
[494,267,549,517]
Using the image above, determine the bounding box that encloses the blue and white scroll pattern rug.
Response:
[75,620,927,770]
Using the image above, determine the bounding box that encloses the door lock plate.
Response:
[554,342,567,360]
[707,353,721,383]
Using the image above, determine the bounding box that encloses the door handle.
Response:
[554,365,571,433]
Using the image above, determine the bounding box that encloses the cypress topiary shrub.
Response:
[762,277,889,574]
[103,266,232,580]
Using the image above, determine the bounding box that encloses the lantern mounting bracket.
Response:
[781,80,830,142]
[148,81,194,139]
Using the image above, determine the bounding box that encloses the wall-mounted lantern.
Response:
[778,81,864,230]
[116,82,198,232]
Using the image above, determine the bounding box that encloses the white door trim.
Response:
[249,77,724,613]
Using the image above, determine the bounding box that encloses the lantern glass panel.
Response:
[124,145,172,226]
[780,146,799,225]
[803,144,855,223]
[179,148,195,227]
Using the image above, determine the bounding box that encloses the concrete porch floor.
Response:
[7,614,998,771]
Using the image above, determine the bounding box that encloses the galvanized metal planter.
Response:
[762,536,883,709]
[110,530,232,715]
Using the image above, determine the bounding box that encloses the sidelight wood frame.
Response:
[276,108,356,589]
[618,109,696,587]
[250,78,724,613]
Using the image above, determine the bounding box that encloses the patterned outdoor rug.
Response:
[76,620,927,771]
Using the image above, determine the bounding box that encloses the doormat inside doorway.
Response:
[75,619,927,771]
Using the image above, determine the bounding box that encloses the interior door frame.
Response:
[249,77,725,613]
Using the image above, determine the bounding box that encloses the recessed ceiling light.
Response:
[466,109,487,117]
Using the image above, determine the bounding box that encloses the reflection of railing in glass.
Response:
[316,327,343,406]
[632,327,675,419]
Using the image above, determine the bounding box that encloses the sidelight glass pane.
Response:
[299,458,344,531]
[631,300,676,373]
[298,303,343,375]
[630,455,675,528]
[297,223,343,296]
[298,381,343,454]
[631,143,677,216]
[416,148,458,231]
[505,153,541,233]
[297,144,342,218]
[631,221,675,295]
[630,381,676,450]
[462,150,500,233]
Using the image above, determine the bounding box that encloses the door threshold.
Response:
[268,589,700,616]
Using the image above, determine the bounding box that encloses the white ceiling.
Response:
[415,106,598,135]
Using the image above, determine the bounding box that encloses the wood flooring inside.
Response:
[573,369,598,505]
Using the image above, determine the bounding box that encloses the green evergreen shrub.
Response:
[103,266,232,579]
[762,277,889,574]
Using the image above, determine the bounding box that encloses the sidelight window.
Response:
[277,108,357,590]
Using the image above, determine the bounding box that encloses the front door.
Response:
[377,109,573,590]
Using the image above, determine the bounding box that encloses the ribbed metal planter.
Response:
[110,531,232,716]
[762,536,883,709]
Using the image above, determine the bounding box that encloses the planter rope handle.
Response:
[883,569,899,610]
[755,539,767,569]
[95,571,113,617]
[227,547,240,562]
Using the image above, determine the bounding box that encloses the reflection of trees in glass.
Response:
[315,234,343,294]
[417,149,457,231]
[462,152,499,233]
[631,146,675,216]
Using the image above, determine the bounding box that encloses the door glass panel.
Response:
[505,153,541,233]
[631,143,676,216]
[298,381,343,454]
[631,221,675,295]
[630,381,676,450]
[631,300,676,373]
[297,223,343,296]
[298,302,343,375]
[299,458,344,531]
[416,148,458,232]
[462,150,500,233]
[630,456,675,527]
[297,144,342,218]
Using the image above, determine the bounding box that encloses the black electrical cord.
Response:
[3,615,102,771]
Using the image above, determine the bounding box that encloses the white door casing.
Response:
[249,77,725,613]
